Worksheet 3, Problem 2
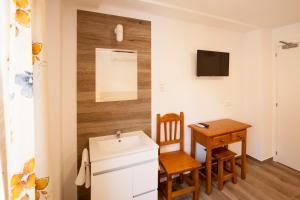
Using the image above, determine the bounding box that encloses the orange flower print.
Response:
[35,177,49,199]
[35,191,40,200]
[36,177,49,190]
[20,194,30,200]
[23,158,35,175]
[10,173,23,188]
[32,43,42,55]
[32,42,43,65]
[11,0,31,36]
[10,158,36,200]
[13,0,29,8]
[15,9,30,27]
[11,181,25,200]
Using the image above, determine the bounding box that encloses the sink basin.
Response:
[89,130,158,162]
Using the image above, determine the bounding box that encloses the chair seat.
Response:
[159,151,201,175]
[213,147,237,161]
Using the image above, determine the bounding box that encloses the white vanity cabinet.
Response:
[91,160,158,200]
[89,131,159,200]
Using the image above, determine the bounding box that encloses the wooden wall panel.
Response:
[77,10,151,200]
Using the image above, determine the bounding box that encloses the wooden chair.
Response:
[212,147,237,190]
[157,112,201,200]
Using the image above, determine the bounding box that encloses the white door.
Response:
[276,44,300,171]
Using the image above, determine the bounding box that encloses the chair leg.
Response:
[167,175,172,200]
[231,158,237,184]
[218,160,224,190]
[192,169,199,200]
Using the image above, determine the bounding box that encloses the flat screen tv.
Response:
[197,50,229,76]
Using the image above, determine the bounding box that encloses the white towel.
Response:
[75,148,90,188]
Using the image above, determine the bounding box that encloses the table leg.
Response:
[191,130,196,158]
[206,144,212,194]
[241,136,247,179]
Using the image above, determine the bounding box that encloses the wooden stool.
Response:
[213,148,237,190]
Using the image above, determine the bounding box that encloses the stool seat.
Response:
[213,148,237,190]
[213,148,237,161]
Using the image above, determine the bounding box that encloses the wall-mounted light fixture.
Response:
[114,24,123,42]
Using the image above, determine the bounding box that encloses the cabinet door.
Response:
[91,167,132,200]
[132,161,158,196]
[133,190,157,200]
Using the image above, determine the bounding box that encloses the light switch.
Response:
[159,83,166,92]
[224,101,232,107]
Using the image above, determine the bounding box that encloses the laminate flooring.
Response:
[158,158,300,200]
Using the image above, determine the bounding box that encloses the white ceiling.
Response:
[149,0,300,28]
[77,0,300,31]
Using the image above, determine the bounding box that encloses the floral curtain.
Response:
[0,2,10,200]
[0,0,50,199]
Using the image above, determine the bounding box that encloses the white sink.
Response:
[89,130,158,162]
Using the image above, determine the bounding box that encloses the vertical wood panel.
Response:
[77,10,151,200]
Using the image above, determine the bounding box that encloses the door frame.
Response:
[273,44,280,162]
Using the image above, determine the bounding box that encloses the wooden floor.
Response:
[158,158,300,200]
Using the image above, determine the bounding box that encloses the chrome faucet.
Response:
[116,130,122,138]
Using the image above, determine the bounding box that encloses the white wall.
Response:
[61,2,274,199]
[241,30,274,161]
[147,14,246,157]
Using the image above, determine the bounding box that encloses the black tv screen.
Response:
[197,50,229,76]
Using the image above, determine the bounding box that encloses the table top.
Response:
[188,119,251,137]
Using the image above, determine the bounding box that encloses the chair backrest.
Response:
[156,112,184,154]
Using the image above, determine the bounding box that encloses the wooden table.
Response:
[188,119,251,194]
